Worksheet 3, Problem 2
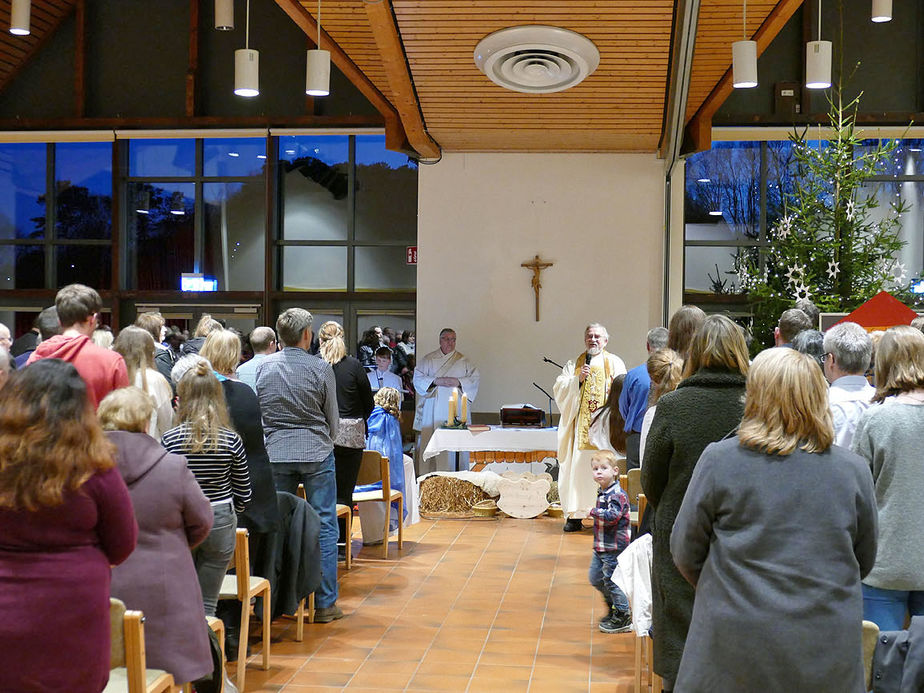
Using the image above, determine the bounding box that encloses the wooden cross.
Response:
[521,254,554,322]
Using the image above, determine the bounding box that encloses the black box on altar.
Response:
[500,405,545,428]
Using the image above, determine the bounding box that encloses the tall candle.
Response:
[460,393,468,421]
[447,389,457,425]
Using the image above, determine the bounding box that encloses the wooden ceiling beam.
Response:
[0,1,76,96]
[685,0,804,154]
[364,0,439,159]
[274,0,411,155]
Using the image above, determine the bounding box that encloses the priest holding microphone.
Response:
[413,328,480,474]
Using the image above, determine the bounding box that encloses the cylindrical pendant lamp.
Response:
[215,0,234,30]
[306,49,331,96]
[10,0,30,36]
[732,40,758,88]
[234,49,260,97]
[871,0,892,22]
[805,40,832,89]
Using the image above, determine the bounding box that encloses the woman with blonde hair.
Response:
[0,359,137,692]
[641,314,749,691]
[99,387,214,686]
[113,325,174,438]
[318,321,374,557]
[161,361,251,615]
[853,325,924,630]
[183,314,222,355]
[638,347,684,467]
[671,348,877,691]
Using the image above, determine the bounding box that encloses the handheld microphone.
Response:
[585,353,592,366]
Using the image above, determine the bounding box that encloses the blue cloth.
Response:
[270,452,338,609]
[359,406,407,527]
[863,583,924,631]
[619,363,651,433]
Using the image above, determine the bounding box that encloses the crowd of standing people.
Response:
[0,284,420,692]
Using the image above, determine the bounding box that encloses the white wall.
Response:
[417,152,666,415]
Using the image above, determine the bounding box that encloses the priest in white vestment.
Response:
[413,328,480,473]
[553,323,626,531]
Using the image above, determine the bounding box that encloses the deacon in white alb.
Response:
[413,328,480,473]
[554,323,626,532]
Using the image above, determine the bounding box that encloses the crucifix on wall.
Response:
[521,254,554,322]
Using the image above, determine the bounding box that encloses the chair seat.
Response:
[353,489,402,503]
[104,666,174,693]
[218,573,269,600]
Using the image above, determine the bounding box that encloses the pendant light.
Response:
[234,0,259,97]
[215,0,233,30]
[732,0,758,88]
[805,0,831,90]
[10,0,30,36]
[871,0,892,22]
[306,0,330,96]
[135,191,151,215]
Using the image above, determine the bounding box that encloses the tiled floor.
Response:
[237,515,639,692]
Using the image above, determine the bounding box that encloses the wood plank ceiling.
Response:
[0,0,75,94]
[296,0,801,155]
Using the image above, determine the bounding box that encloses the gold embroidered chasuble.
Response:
[574,350,614,450]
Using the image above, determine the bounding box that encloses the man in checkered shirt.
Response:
[256,307,342,623]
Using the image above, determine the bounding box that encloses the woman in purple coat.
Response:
[0,359,137,693]
[99,386,215,686]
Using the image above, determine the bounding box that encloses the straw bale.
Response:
[419,476,489,513]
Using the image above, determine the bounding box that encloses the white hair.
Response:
[823,321,872,375]
[171,353,212,385]
[585,323,609,340]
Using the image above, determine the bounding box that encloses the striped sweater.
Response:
[161,424,252,512]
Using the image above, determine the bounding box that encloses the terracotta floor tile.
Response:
[477,649,537,667]
[472,663,533,681]
[287,669,355,687]
[406,673,472,691]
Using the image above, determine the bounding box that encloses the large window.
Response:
[0,142,113,289]
[279,134,418,292]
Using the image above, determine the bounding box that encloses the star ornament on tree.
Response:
[776,215,794,240]
[793,282,811,300]
[826,260,840,279]
[890,261,908,286]
[846,199,857,222]
[784,263,804,285]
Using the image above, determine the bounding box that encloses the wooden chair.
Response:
[862,620,880,691]
[297,483,352,571]
[626,468,643,528]
[217,528,271,692]
[353,449,404,559]
[106,598,175,693]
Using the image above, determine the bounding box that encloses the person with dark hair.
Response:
[774,308,812,347]
[135,310,177,385]
[671,348,876,692]
[0,359,137,693]
[26,284,128,408]
[589,373,628,458]
[642,315,750,691]
[357,327,382,370]
[9,315,39,357]
[13,306,59,368]
[368,345,403,399]
[393,329,415,377]
[667,305,706,361]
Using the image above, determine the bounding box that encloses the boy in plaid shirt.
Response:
[588,450,632,633]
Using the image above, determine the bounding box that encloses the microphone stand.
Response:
[542,356,563,369]
[532,382,555,427]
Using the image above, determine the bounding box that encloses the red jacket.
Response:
[26,334,129,408]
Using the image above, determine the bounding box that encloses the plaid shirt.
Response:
[589,480,631,554]
[255,347,339,464]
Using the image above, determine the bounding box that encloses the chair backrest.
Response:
[626,468,642,504]
[110,598,127,669]
[615,456,627,476]
[232,528,251,601]
[862,620,879,690]
[358,449,391,497]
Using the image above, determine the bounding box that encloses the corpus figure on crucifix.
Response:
[521,255,553,321]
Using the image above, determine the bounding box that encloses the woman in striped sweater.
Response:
[162,360,252,616]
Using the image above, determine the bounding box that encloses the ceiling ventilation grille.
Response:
[474,26,600,94]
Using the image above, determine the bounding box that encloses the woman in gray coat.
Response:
[99,387,215,686]
[641,314,749,690]
[671,348,878,692]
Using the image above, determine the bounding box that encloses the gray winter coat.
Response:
[671,438,877,692]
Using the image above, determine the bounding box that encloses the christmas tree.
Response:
[738,89,909,349]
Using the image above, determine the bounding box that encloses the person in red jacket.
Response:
[27,283,128,408]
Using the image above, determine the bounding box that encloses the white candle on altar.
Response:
[460,393,468,421]
[447,388,457,425]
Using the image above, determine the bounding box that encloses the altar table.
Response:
[422,426,558,471]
